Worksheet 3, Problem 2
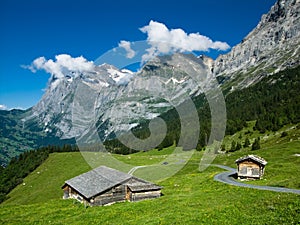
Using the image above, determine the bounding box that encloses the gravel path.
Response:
[213,164,300,195]
[128,166,147,175]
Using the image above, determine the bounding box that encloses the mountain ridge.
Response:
[214,0,300,90]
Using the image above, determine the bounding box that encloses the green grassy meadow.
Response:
[1,130,300,224]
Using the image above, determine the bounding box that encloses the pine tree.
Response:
[251,138,261,150]
[244,137,250,148]
[235,142,242,151]
[230,140,236,152]
[221,144,226,152]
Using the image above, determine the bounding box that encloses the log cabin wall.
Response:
[237,161,263,179]
[91,184,127,206]
[63,186,89,204]
[130,190,161,202]
[63,185,69,199]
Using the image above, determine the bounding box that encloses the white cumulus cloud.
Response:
[118,40,136,59]
[0,104,8,110]
[140,20,230,61]
[25,54,95,78]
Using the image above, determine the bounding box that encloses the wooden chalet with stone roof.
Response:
[62,166,162,206]
[235,155,267,180]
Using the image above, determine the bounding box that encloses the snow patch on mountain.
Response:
[107,68,135,85]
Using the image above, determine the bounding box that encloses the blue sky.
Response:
[0,0,276,110]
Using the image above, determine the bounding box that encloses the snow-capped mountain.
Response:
[23,53,212,142]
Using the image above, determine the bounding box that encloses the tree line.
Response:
[0,144,78,203]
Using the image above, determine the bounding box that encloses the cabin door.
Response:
[125,186,131,201]
[247,167,252,176]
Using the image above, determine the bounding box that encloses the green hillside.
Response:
[1,137,300,224]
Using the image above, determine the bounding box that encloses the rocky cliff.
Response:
[23,53,211,142]
[214,0,300,89]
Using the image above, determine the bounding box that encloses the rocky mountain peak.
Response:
[23,52,211,141]
[214,0,300,89]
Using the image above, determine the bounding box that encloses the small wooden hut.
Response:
[235,155,267,180]
[62,166,162,206]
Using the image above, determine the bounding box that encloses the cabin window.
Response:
[251,168,259,176]
[240,166,247,175]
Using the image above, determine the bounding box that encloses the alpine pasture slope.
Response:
[1,131,300,224]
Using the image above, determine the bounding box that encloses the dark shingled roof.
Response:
[64,166,131,199]
[235,155,267,166]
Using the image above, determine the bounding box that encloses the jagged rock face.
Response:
[25,53,211,141]
[27,78,77,138]
[214,0,300,89]
[97,53,212,139]
[25,65,127,139]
